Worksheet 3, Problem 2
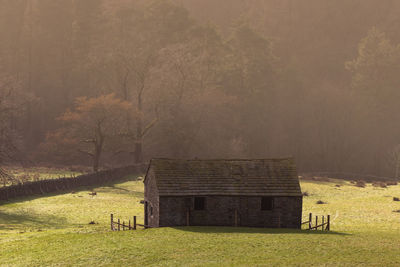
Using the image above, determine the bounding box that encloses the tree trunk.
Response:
[93,152,100,172]
[134,140,142,164]
[134,114,143,163]
[93,130,104,172]
[135,84,144,164]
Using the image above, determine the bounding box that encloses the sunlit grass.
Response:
[1,176,400,266]
[301,179,400,232]
[0,175,144,238]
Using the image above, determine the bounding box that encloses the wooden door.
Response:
[144,201,148,226]
[239,197,248,226]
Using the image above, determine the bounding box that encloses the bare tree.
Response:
[45,94,135,172]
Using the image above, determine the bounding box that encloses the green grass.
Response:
[1,176,400,266]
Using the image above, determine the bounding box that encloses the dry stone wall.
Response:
[0,164,146,201]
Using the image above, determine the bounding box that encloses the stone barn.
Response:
[143,158,302,228]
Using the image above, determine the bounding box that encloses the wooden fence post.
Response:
[309,213,312,230]
[123,221,125,231]
[129,220,131,230]
[118,219,120,231]
[322,216,325,231]
[111,214,113,231]
[327,215,330,231]
[315,216,318,230]
[134,216,137,230]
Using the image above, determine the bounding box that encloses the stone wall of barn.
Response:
[144,171,160,228]
[159,196,302,228]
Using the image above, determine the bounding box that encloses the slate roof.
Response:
[145,158,302,197]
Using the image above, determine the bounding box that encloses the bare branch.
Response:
[141,117,158,138]
[81,139,96,144]
[77,149,94,158]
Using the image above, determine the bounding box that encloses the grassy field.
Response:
[1,176,400,266]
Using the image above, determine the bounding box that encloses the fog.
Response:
[1,0,400,177]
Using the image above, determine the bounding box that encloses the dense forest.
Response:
[1,0,400,177]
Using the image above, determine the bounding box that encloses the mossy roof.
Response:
[146,158,302,197]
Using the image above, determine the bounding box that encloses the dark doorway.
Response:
[144,201,148,226]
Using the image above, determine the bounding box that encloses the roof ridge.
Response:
[150,157,294,161]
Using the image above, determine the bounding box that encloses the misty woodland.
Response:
[2,0,400,177]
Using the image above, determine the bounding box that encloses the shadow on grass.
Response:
[104,185,144,198]
[0,173,144,205]
[77,173,143,193]
[0,210,68,231]
[173,226,349,235]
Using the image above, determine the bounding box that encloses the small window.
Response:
[261,197,274,211]
[194,197,206,210]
